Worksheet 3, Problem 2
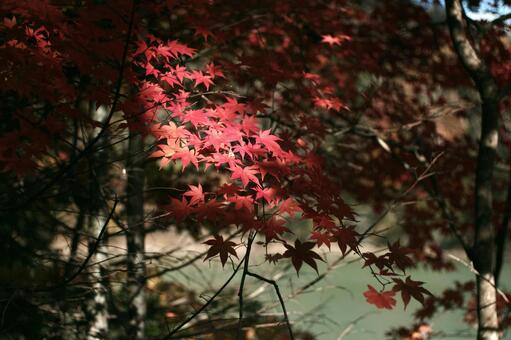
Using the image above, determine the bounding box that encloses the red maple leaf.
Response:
[134,39,148,56]
[255,186,277,204]
[171,65,188,82]
[182,109,210,127]
[167,40,196,57]
[363,285,396,310]
[161,73,180,88]
[310,231,331,249]
[195,199,223,221]
[203,235,238,266]
[229,164,260,187]
[166,197,193,222]
[321,34,351,46]
[228,194,254,211]
[392,276,432,309]
[240,115,259,134]
[386,241,415,272]
[362,252,392,271]
[283,240,324,274]
[206,62,225,78]
[150,122,189,141]
[313,97,346,111]
[191,70,214,90]
[278,198,302,216]
[151,144,179,169]
[258,217,290,242]
[265,253,283,264]
[3,16,17,29]
[223,97,246,115]
[257,160,290,181]
[183,184,205,206]
[255,129,283,155]
[314,215,336,229]
[217,183,241,197]
[332,226,359,255]
[171,147,199,171]
[193,26,214,41]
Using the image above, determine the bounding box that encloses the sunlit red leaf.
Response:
[229,164,260,187]
[183,184,205,206]
[363,285,396,310]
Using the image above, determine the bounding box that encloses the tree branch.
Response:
[64,198,118,285]
[236,232,256,340]
[2,0,137,213]
[161,255,246,339]
[445,0,490,83]
[491,13,511,26]
[246,271,294,340]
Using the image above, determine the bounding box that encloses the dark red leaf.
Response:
[283,239,324,274]
[203,235,238,267]
[392,276,433,309]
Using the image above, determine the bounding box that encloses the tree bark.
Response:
[87,216,110,340]
[126,130,146,339]
[445,1,500,339]
[87,104,110,340]
[495,170,511,286]
[473,87,500,340]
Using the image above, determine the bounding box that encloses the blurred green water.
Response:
[165,253,511,339]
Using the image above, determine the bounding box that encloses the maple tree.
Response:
[1,0,511,339]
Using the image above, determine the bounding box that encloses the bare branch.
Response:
[246,271,295,340]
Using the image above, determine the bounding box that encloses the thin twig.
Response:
[64,198,118,285]
[236,232,256,340]
[161,255,246,339]
[3,1,137,212]
[246,271,295,340]
[447,253,509,303]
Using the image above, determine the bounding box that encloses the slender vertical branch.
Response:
[64,210,85,278]
[64,199,118,286]
[236,232,255,340]
[162,255,246,339]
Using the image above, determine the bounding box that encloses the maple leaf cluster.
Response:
[363,276,432,311]
[132,30,435,312]
[117,29,362,272]
[0,0,462,317]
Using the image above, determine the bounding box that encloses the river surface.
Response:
[162,250,511,340]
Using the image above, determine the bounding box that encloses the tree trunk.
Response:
[445,1,500,339]
[126,130,146,339]
[87,104,110,340]
[87,216,110,340]
[473,88,500,340]
[495,170,511,286]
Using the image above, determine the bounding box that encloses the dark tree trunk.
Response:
[473,85,500,340]
[445,1,501,339]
